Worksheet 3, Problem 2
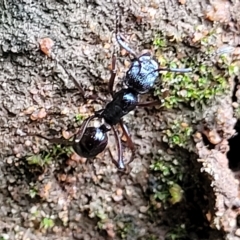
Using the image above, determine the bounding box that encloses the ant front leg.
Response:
[38,43,86,100]
[57,61,106,103]
[113,0,137,59]
[116,33,144,75]
[116,33,137,59]
[39,39,106,103]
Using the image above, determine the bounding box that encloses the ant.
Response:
[37,4,192,171]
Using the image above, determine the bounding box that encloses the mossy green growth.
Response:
[26,153,52,167]
[117,221,135,239]
[153,33,229,109]
[29,186,38,198]
[40,217,54,230]
[169,183,184,205]
[228,62,240,76]
[0,236,10,240]
[27,144,73,167]
[75,113,84,122]
[162,120,193,149]
[118,223,133,239]
[150,155,185,205]
[96,210,108,229]
[50,144,74,157]
[115,215,138,239]
[154,61,228,108]
[165,224,187,240]
[234,106,240,119]
[153,35,167,48]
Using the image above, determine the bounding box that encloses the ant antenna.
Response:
[156,67,192,73]
[113,0,121,37]
[145,66,192,79]
[113,0,137,58]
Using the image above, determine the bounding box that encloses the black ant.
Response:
[36,4,192,171]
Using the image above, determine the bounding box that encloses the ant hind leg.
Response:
[32,134,72,146]
[110,125,125,170]
[119,120,135,166]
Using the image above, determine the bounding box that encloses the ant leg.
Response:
[39,49,88,99]
[107,148,119,169]
[113,0,137,58]
[32,134,72,145]
[111,125,125,169]
[56,61,106,102]
[137,100,161,107]
[32,114,98,146]
[39,39,105,102]
[116,33,137,58]
[74,114,99,143]
[119,120,135,165]
[58,61,85,96]
[108,53,117,96]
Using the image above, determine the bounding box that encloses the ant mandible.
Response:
[37,4,192,170]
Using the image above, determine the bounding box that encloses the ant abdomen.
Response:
[73,126,108,158]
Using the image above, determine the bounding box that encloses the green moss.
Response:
[150,155,185,205]
[153,34,229,109]
[26,153,52,167]
[228,64,240,76]
[169,184,184,205]
[50,144,73,157]
[75,113,84,122]
[154,61,228,108]
[40,217,54,230]
[117,221,135,239]
[146,235,158,240]
[26,144,73,167]
[165,224,187,240]
[29,187,38,198]
[162,120,193,149]
[153,35,167,48]
[234,106,240,119]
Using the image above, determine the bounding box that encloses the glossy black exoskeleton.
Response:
[101,88,138,125]
[69,37,191,169]
[73,125,109,158]
[70,87,139,169]
[125,54,160,94]
[37,4,192,170]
